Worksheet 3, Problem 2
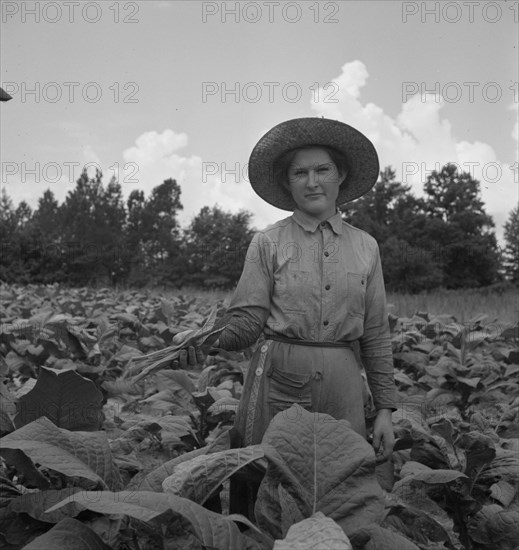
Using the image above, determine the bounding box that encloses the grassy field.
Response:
[386,287,518,325]
[158,285,518,326]
[2,282,517,548]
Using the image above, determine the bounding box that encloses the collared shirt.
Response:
[219,208,396,411]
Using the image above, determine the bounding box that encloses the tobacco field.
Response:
[0,283,518,550]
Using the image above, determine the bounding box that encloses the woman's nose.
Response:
[306,170,318,188]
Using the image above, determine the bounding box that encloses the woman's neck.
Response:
[295,207,338,223]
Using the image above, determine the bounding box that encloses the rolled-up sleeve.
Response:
[359,243,397,411]
[218,231,273,351]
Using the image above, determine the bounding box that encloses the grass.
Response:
[157,285,232,304]
[387,288,518,326]
[158,284,518,326]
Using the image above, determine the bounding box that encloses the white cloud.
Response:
[510,102,518,144]
[119,63,517,236]
[310,60,517,241]
[121,129,286,230]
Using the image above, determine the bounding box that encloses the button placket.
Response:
[321,228,336,338]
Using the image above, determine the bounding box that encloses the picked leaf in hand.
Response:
[128,305,229,383]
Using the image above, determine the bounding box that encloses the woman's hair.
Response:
[272,145,349,191]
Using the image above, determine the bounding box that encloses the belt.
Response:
[265,333,356,349]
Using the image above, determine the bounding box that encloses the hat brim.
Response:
[0,87,13,102]
[248,117,379,211]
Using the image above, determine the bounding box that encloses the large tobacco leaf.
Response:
[0,449,50,489]
[14,367,103,431]
[0,416,122,490]
[22,517,111,550]
[383,502,460,549]
[397,464,468,485]
[478,449,519,485]
[133,427,231,492]
[489,480,516,507]
[350,523,420,550]
[391,469,461,547]
[272,512,352,549]
[9,488,83,523]
[0,377,16,435]
[255,405,385,539]
[467,504,519,549]
[162,446,265,504]
[46,490,266,550]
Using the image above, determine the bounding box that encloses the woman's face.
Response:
[284,147,346,220]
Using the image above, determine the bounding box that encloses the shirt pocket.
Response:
[274,269,311,313]
[347,272,367,318]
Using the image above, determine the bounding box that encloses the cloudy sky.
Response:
[1,0,517,241]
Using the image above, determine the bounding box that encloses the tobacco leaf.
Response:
[255,405,384,539]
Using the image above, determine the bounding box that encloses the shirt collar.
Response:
[292,209,343,235]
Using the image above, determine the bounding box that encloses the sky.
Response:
[1,0,518,243]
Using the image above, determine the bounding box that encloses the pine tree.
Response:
[503,205,519,283]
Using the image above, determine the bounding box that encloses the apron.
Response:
[233,337,368,446]
[229,336,371,516]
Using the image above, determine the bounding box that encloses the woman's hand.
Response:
[372,408,394,461]
[171,330,206,369]
[171,329,218,369]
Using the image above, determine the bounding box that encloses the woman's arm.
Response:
[359,242,397,412]
[216,231,274,351]
[175,231,273,366]
[359,242,397,459]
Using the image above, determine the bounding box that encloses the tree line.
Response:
[0,164,517,291]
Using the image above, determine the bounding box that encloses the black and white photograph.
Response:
[1,1,518,548]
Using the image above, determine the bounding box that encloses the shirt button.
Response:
[325,284,331,290]
[320,222,326,228]
[324,251,330,257]
[260,344,269,353]
[255,367,264,376]
[323,320,329,326]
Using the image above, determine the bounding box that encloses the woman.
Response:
[179,117,396,510]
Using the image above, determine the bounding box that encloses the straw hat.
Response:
[248,117,379,211]
[0,87,13,102]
